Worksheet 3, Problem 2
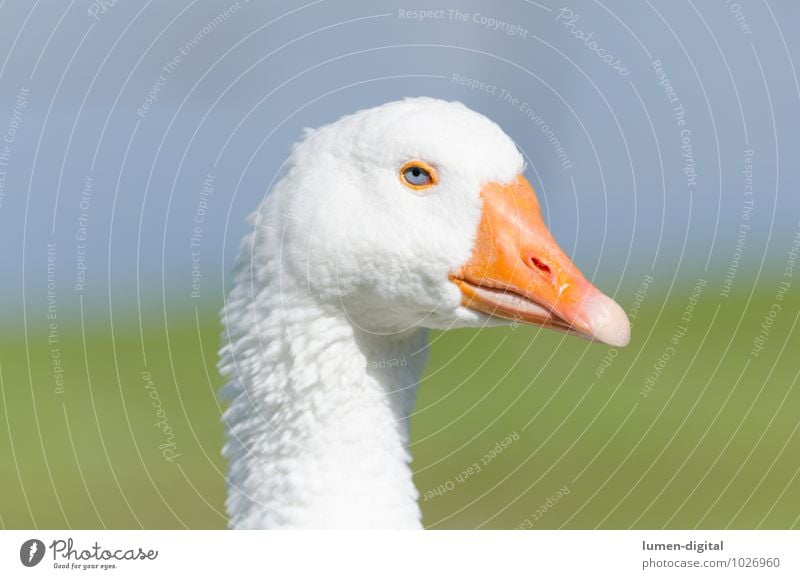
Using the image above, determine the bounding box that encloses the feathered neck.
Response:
[219,220,429,528]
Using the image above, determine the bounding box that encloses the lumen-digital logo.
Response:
[20,539,46,567]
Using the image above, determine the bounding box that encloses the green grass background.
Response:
[1,274,798,529]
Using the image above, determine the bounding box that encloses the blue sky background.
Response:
[0,0,798,322]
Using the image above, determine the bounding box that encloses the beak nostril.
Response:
[530,257,552,276]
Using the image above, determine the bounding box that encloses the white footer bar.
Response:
[1,530,798,578]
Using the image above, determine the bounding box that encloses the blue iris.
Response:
[403,165,432,186]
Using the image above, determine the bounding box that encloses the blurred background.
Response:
[0,0,798,529]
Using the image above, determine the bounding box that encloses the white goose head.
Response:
[273,97,629,343]
[221,97,630,529]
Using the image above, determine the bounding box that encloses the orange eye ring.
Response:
[399,160,438,190]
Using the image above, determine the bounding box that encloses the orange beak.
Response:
[451,176,630,347]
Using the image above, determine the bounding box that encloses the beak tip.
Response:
[582,292,631,348]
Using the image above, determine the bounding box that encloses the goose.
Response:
[219,97,630,529]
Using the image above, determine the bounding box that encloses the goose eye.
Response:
[404,165,430,185]
[400,161,437,190]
